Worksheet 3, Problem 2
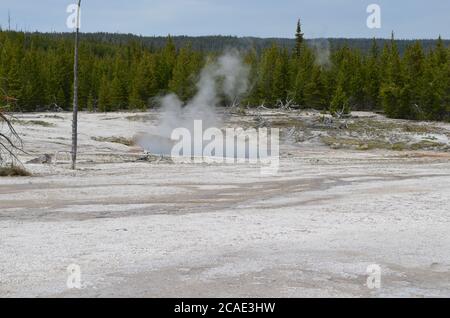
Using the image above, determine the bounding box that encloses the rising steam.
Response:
[136,50,249,155]
[310,39,331,68]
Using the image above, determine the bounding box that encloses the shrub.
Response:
[0,166,31,177]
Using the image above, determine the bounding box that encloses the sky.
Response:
[0,0,449,39]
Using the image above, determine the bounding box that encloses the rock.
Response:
[136,154,174,164]
[331,143,342,149]
[27,154,53,164]
[357,144,370,151]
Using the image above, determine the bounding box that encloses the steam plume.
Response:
[136,50,249,155]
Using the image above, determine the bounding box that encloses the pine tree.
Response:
[243,48,259,105]
[388,32,403,86]
[129,51,161,109]
[294,19,304,58]
[45,44,72,110]
[256,44,279,106]
[272,48,290,102]
[349,51,366,108]
[5,57,21,110]
[86,91,96,112]
[110,75,127,110]
[380,83,401,118]
[330,70,350,115]
[20,50,45,110]
[380,33,405,118]
[155,36,177,90]
[421,37,449,120]
[169,44,199,101]
[365,39,381,110]
[98,75,111,112]
[433,36,447,66]
[109,56,129,110]
[78,47,94,111]
[304,66,326,109]
[402,41,425,119]
[293,45,315,106]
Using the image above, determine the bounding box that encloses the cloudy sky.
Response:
[0,0,448,39]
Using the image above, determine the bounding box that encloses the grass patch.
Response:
[126,115,153,122]
[321,135,447,152]
[402,123,441,134]
[322,135,395,151]
[348,119,441,135]
[12,119,56,127]
[0,166,32,177]
[321,136,371,150]
[391,143,407,151]
[347,119,398,132]
[43,115,64,120]
[91,136,134,146]
[271,119,307,129]
[409,140,445,150]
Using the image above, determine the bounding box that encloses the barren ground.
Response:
[1,109,450,298]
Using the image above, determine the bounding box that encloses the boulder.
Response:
[27,154,53,164]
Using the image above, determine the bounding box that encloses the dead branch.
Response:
[229,97,240,110]
[0,109,24,165]
[276,98,295,111]
[257,101,269,111]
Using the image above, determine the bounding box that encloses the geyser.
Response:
[136,50,249,156]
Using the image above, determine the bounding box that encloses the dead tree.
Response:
[229,98,240,112]
[0,109,23,165]
[276,98,295,111]
[230,97,240,108]
[71,0,81,170]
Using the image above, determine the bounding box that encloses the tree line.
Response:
[18,32,450,55]
[0,27,449,121]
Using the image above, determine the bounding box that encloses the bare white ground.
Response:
[1,111,449,297]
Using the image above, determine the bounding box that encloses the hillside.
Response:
[26,32,450,54]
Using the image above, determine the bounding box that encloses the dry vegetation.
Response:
[253,110,450,152]
[91,136,135,146]
[0,165,31,177]
[12,119,56,127]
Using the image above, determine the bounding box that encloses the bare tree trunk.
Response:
[71,0,81,170]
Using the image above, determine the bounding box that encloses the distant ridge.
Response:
[13,31,450,54]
